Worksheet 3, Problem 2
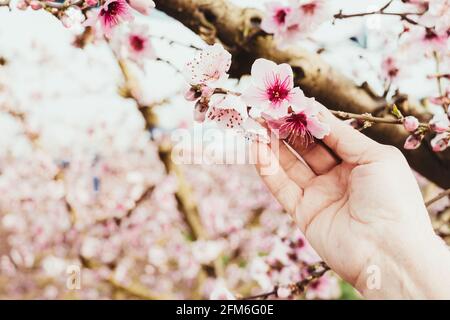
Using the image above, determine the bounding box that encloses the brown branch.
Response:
[333,0,424,25]
[426,189,450,207]
[242,262,330,300]
[153,0,450,189]
[111,41,225,283]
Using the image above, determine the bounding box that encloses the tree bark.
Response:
[154,0,450,189]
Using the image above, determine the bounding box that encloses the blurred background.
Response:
[0,0,448,299]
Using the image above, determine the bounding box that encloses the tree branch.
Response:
[153,0,450,189]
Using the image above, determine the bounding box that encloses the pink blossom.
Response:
[419,0,450,34]
[84,0,134,38]
[415,27,448,54]
[193,98,209,123]
[16,0,28,10]
[184,87,200,101]
[264,107,330,145]
[305,274,340,300]
[261,2,293,35]
[85,0,98,6]
[403,116,420,132]
[29,0,43,10]
[242,59,305,118]
[125,24,155,63]
[61,6,86,29]
[431,133,450,152]
[381,55,401,81]
[277,286,292,298]
[429,113,450,133]
[127,0,155,16]
[294,0,331,29]
[209,280,236,300]
[183,44,232,87]
[261,1,330,48]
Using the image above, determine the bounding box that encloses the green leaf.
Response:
[391,104,403,119]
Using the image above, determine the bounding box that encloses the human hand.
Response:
[253,106,450,299]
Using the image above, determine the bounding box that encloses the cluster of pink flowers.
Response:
[16,0,156,38]
[261,0,331,48]
[183,44,330,145]
[403,111,450,152]
[82,0,155,37]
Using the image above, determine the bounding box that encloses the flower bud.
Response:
[194,99,209,123]
[184,87,200,101]
[16,0,28,10]
[85,0,97,6]
[404,134,423,150]
[403,116,419,132]
[29,0,42,10]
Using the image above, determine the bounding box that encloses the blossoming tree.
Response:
[0,0,448,299]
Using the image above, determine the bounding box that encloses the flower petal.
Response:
[307,116,330,139]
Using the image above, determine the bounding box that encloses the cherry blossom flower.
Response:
[431,132,450,152]
[277,286,292,299]
[209,280,236,300]
[183,44,232,87]
[381,55,402,82]
[412,27,449,55]
[61,6,86,29]
[305,274,340,300]
[261,0,330,48]
[242,59,305,118]
[261,2,293,35]
[419,0,450,34]
[264,108,329,145]
[84,0,134,38]
[429,113,450,133]
[125,24,155,63]
[293,0,331,30]
[206,94,248,129]
[127,0,155,16]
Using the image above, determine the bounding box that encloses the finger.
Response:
[269,135,316,188]
[252,141,302,215]
[288,138,340,175]
[318,108,382,165]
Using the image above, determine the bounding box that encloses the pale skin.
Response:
[253,107,450,299]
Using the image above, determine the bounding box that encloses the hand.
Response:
[253,107,450,299]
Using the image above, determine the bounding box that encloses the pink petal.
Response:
[206,107,244,130]
[307,116,330,139]
[276,63,294,89]
[242,84,267,107]
[251,58,279,87]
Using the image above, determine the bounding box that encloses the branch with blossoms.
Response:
[243,262,330,300]
[8,0,450,187]
[151,0,450,190]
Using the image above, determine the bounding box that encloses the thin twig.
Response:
[149,34,203,51]
[243,262,330,300]
[333,0,424,26]
[426,189,450,207]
